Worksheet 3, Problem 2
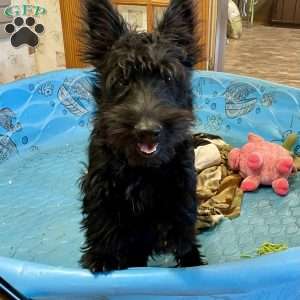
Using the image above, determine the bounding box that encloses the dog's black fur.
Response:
[80,0,205,272]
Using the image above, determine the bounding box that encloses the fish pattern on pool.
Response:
[0,69,300,267]
[0,69,96,163]
[0,69,299,160]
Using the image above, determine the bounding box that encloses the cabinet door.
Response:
[59,0,213,69]
[295,0,300,23]
[59,0,86,68]
[272,0,299,24]
[117,5,148,31]
[282,0,297,23]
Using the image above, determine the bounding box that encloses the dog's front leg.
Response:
[169,145,207,267]
[80,173,149,272]
[171,208,206,267]
[81,208,150,272]
[80,158,122,272]
[80,225,149,272]
[80,214,124,272]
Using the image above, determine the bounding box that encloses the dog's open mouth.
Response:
[137,143,159,156]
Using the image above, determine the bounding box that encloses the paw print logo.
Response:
[5,17,44,48]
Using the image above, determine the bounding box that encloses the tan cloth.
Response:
[194,143,222,172]
[195,141,244,230]
[194,133,298,231]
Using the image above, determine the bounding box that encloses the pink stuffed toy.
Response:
[228,133,296,196]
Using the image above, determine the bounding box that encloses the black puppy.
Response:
[80,0,205,272]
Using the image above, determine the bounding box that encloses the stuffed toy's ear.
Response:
[248,133,264,143]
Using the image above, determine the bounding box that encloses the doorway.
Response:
[224,0,300,87]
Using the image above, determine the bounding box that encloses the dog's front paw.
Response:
[80,253,120,273]
[174,244,207,267]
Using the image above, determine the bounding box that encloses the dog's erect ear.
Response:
[156,0,199,67]
[82,0,128,67]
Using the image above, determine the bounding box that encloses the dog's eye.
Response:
[117,78,129,88]
[164,76,173,83]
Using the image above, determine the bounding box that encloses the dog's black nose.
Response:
[134,121,162,140]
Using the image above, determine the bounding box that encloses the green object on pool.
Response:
[0,69,300,299]
[241,242,289,259]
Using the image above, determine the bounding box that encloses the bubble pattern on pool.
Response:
[0,143,85,268]
[1,68,300,268]
[200,173,300,264]
[0,140,299,268]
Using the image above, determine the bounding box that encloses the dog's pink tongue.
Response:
[138,143,158,154]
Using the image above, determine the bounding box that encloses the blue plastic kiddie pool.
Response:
[0,69,300,299]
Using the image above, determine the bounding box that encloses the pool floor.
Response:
[0,139,300,268]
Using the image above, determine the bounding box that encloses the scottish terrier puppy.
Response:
[80,0,205,272]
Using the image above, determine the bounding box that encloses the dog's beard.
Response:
[101,103,194,167]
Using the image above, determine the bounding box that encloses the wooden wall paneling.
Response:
[295,0,300,23]
[272,0,300,24]
[152,0,169,6]
[59,0,211,69]
[282,0,297,23]
[271,0,282,23]
[59,0,85,68]
[113,0,210,69]
[283,0,298,23]
[195,0,210,69]
[114,0,147,4]
[147,0,154,31]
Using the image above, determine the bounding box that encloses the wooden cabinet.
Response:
[59,0,86,68]
[113,0,169,32]
[59,0,217,70]
[272,0,300,24]
[113,0,212,69]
